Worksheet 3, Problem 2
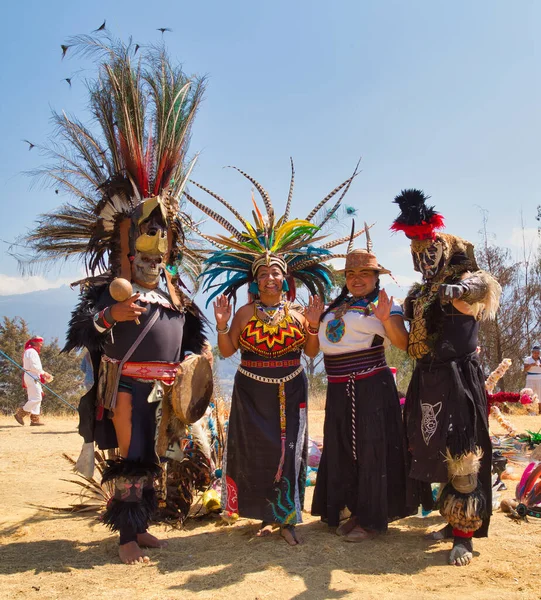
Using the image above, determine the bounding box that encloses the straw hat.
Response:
[338,222,390,274]
[340,249,390,274]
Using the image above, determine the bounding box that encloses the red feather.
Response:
[518,462,541,502]
[390,214,445,240]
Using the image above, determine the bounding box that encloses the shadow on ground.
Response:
[0,512,460,600]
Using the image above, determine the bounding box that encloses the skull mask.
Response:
[130,202,169,288]
[132,252,165,287]
[411,239,444,279]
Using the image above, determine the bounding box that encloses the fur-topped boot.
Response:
[30,414,45,426]
[14,407,30,426]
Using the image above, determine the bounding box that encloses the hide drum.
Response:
[171,354,213,424]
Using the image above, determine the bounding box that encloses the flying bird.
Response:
[55,189,59,194]
[157,28,172,34]
[61,44,69,59]
[93,20,106,32]
[23,140,35,151]
[64,78,72,87]
[134,44,140,55]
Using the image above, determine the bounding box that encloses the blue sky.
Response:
[0,0,539,302]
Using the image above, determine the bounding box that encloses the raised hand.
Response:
[438,283,465,303]
[110,293,147,322]
[370,288,393,322]
[213,294,232,327]
[305,295,325,328]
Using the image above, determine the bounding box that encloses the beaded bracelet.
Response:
[101,309,113,329]
[306,323,320,336]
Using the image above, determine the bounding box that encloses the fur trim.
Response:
[477,271,501,321]
[445,448,483,479]
[181,302,208,356]
[101,458,161,484]
[103,496,154,533]
[437,477,488,533]
[63,283,110,354]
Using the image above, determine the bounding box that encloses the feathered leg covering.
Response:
[437,448,488,533]
[101,459,161,536]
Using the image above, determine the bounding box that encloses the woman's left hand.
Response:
[370,288,393,323]
[305,295,325,328]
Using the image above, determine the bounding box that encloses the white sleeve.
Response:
[390,299,404,317]
[24,349,44,376]
[524,357,535,365]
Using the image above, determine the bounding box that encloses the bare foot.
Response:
[280,526,301,546]
[425,523,453,541]
[137,532,167,548]
[344,526,371,543]
[118,541,150,565]
[256,522,273,538]
[449,540,473,566]
[336,517,357,537]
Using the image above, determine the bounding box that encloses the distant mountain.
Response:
[0,285,236,394]
[0,285,78,344]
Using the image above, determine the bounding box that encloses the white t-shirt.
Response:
[524,356,541,375]
[319,295,403,355]
[23,347,43,377]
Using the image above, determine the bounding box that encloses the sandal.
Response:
[336,517,357,537]
[344,526,371,543]
[256,522,273,537]
[280,524,301,546]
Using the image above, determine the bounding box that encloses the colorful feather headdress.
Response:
[19,34,205,288]
[183,160,368,304]
[515,461,541,519]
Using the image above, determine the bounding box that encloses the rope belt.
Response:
[237,364,304,482]
[324,346,388,463]
[240,358,301,369]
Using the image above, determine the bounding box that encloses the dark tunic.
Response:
[222,308,308,524]
[67,283,206,462]
[404,303,492,536]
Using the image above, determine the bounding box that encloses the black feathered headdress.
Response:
[391,189,445,240]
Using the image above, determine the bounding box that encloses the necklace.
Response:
[325,296,373,343]
[256,300,287,327]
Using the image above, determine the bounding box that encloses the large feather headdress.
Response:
[20,34,205,288]
[184,160,369,304]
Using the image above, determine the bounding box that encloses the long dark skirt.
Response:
[404,353,492,537]
[222,361,308,524]
[312,368,413,531]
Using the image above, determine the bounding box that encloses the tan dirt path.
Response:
[0,413,540,600]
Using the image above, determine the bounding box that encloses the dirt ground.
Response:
[1,412,540,600]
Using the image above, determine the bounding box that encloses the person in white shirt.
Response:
[14,336,52,426]
[523,344,541,406]
[311,246,413,541]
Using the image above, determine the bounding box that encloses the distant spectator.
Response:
[14,336,53,426]
[524,343,541,414]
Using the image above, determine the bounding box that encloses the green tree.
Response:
[0,316,84,415]
[385,345,414,395]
